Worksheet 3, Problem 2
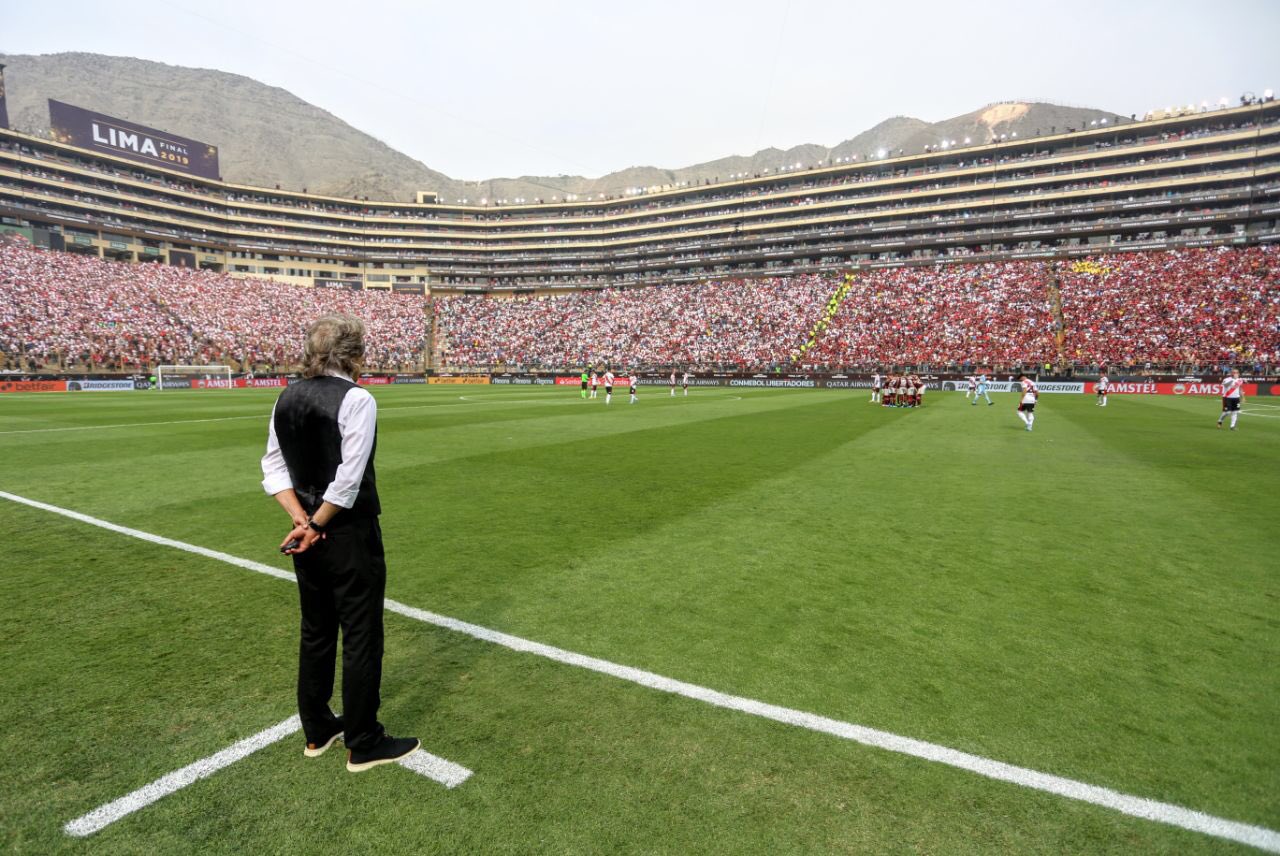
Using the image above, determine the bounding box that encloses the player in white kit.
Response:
[670,370,677,396]
[1016,375,1039,431]
[682,371,690,396]
[1216,369,1244,430]
[1096,374,1109,407]
[603,370,615,405]
[629,373,639,404]
[590,371,599,399]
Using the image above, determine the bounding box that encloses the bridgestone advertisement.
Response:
[66,379,134,391]
[48,100,221,180]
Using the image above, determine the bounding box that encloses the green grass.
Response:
[0,385,1276,854]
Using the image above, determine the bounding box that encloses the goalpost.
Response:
[157,364,234,391]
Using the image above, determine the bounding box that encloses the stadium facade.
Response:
[1,99,1277,295]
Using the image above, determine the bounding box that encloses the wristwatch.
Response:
[307,518,326,533]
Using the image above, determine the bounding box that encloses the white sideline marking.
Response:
[62,714,471,837]
[63,716,301,837]
[2,490,1275,853]
[399,749,473,788]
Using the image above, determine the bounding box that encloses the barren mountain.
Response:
[1,53,1124,203]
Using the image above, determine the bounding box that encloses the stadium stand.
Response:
[434,275,831,371]
[0,238,426,372]
[3,237,1275,374]
[1,96,1278,375]
[2,100,1278,293]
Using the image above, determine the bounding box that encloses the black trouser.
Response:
[292,516,386,751]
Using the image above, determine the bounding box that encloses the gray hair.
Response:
[301,314,366,378]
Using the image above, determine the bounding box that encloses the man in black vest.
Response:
[261,314,419,772]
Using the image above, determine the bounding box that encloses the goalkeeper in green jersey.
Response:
[580,369,588,399]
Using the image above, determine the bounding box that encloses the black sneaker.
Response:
[303,717,344,758]
[346,734,421,772]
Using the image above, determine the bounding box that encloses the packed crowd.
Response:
[2,236,1275,374]
[1057,246,1280,368]
[803,261,1058,368]
[0,238,427,372]
[435,275,831,370]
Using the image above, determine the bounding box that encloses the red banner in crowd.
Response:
[357,376,393,385]
[1099,381,1258,395]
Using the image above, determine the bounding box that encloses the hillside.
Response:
[0,53,1124,203]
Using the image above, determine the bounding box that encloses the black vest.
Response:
[273,376,380,520]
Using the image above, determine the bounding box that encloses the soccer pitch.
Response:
[1,385,1276,854]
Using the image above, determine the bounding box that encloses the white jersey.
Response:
[603,372,614,387]
[670,372,676,385]
[1222,376,1243,399]
[1021,378,1039,404]
[682,373,690,385]
[1097,376,1108,392]
[872,373,882,389]
[967,377,977,390]
[630,375,638,388]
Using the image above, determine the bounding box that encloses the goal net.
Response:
[157,364,234,391]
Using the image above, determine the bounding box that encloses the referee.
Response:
[261,314,419,772]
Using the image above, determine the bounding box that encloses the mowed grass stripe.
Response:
[1,386,1275,853]
[2,488,1278,853]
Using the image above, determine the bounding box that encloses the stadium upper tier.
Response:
[1,101,1278,292]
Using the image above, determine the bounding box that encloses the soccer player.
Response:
[670,369,677,397]
[629,372,639,404]
[682,371,690,396]
[603,369,614,404]
[580,369,588,400]
[589,371,599,399]
[1217,368,1244,430]
[973,373,993,406]
[871,371,882,404]
[1016,374,1039,431]
[1096,373,1109,407]
[965,375,976,400]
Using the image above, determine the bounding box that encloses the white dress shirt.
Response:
[260,370,378,509]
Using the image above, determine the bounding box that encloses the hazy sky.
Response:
[2,0,1277,180]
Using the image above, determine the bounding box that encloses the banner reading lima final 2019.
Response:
[47,100,220,180]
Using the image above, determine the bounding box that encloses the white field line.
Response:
[62,714,470,837]
[63,716,301,837]
[399,749,473,788]
[2,490,1275,853]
